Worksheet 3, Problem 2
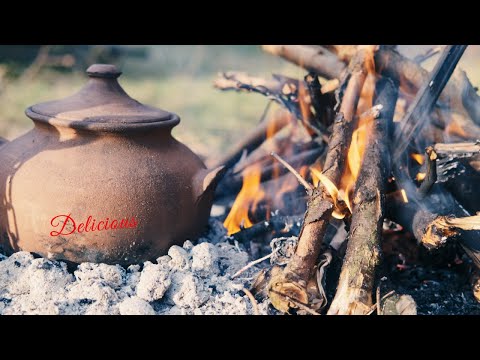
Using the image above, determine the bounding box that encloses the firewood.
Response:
[434,142,480,184]
[327,77,398,315]
[386,185,480,268]
[434,142,480,156]
[214,71,304,119]
[329,45,480,127]
[262,45,346,80]
[206,107,293,169]
[214,71,331,139]
[393,45,467,160]
[267,48,371,313]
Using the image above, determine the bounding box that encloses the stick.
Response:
[241,288,259,315]
[262,45,346,80]
[386,185,480,268]
[232,250,279,279]
[271,152,313,191]
[433,141,480,184]
[230,215,304,243]
[328,77,398,315]
[435,141,480,156]
[206,106,292,169]
[267,48,370,313]
[393,45,467,161]
[435,214,480,231]
[214,71,304,119]
[270,290,321,315]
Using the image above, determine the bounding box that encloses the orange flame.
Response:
[310,167,339,201]
[223,164,265,235]
[411,153,425,165]
[416,172,426,181]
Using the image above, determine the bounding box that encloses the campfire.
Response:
[208,45,480,315]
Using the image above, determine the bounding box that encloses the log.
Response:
[434,142,480,183]
[206,107,293,169]
[262,45,346,80]
[386,185,480,268]
[327,77,398,315]
[267,48,370,313]
[393,45,467,160]
[435,141,480,156]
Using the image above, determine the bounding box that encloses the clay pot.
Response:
[0,64,224,266]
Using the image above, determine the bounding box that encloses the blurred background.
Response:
[0,45,479,158]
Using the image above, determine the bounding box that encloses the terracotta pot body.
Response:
[0,64,223,266]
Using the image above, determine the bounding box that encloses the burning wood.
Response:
[328,77,398,315]
[266,47,372,313]
[212,44,480,315]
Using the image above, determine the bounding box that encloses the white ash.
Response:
[0,220,270,315]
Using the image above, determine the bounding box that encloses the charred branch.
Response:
[386,185,480,268]
[230,215,304,244]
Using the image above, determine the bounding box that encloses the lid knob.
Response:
[86,64,122,79]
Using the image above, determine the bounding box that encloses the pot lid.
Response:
[26,64,180,131]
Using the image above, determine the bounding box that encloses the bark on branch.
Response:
[262,45,346,80]
[267,48,370,313]
[327,77,399,315]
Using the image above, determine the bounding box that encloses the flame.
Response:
[310,167,347,219]
[416,172,426,181]
[223,164,265,235]
[344,183,353,214]
[411,153,425,165]
[310,167,339,201]
[400,189,409,203]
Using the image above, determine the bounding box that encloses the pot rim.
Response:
[25,107,181,133]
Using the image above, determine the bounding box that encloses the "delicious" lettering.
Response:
[50,214,138,237]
